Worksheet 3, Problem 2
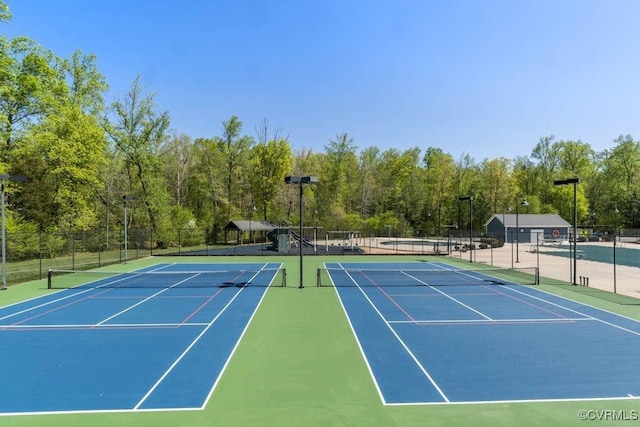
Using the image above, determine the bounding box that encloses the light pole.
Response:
[0,174,27,290]
[384,224,391,241]
[285,176,318,288]
[554,178,580,285]
[446,223,458,254]
[515,196,529,263]
[503,206,511,244]
[614,205,619,293]
[458,196,473,262]
[123,195,137,264]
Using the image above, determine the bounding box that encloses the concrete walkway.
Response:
[472,241,640,299]
[358,237,640,300]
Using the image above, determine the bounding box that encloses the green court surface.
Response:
[2,255,640,427]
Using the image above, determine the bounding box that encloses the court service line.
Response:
[133,285,246,409]
[0,264,174,324]
[434,262,640,336]
[94,273,204,326]
[199,264,275,409]
[134,265,273,410]
[358,271,417,323]
[336,263,451,404]
[402,272,493,321]
[326,264,387,404]
[483,284,574,319]
[0,322,210,331]
[179,269,250,326]
[388,317,592,324]
[502,285,640,337]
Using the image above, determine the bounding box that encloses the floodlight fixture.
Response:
[553,177,580,285]
[285,176,319,288]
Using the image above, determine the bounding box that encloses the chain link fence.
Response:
[2,228,155,286]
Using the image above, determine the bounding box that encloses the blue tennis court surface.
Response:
[0,262,282,416]
[326,262,640,405]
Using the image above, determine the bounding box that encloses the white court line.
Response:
[401,271,493,321]
[0,263,279,417]
[334,263,450,404]
[134,263,273,410]
[0,264,175,323]
[502,285,640,337]
[436,264,640,336]
[95,273,203,326]
[327,264,387,405]
[385,394,640,406]
[388,317,594,324]
[0,322,210,329]
[432,263,640,336]
[198,263,275,409]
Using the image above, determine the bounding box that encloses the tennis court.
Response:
[322,262,640,405]
[0,262,284,415]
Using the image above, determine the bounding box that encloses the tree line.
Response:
[1,2,639,248]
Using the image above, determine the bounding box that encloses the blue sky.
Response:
[4,0,640,160]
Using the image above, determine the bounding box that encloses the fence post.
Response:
[71,231,75,270]
[39,231,43,280]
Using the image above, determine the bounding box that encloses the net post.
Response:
[317,268,321,287]
[282,268,287,287]
[535,267,539,285]
[47,269,53,289]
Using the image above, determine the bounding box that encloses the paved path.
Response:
[358,237,640,300]
[473,241,640,299]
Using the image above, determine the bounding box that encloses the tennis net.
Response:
[317,266,539,287]
[47,267,287,289]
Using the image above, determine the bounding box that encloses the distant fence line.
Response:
[3,226,640,288]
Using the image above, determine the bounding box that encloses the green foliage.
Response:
[154,205,204,247]
[16,103,106,230]
[249,137,293,220]
[6,216,39,260]
[106,76,171,236]
[362,212,400,234]
[215,115,255,219]
[4,2,640,244]
[0,36,65,153]
[0,0,11,23]
[40,228,66,258]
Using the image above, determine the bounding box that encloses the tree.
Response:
[215,116,254,219]
[423,147,456,233]
[0,36,65,158]
[600,135,640,227]
[190,137,226,242]
[14,103,107,230]
[62,50,108,116]
[160,133,193,206]
[376,148,422,229]
[323,133,358,209]
[357,146,381,217]
[105,76,171,238]
[0,0,11,23]
[557,140,595,179]
[249,137,293,221]
[478,157,514,215]
[531,135,562,204]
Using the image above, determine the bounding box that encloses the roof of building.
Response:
[223,220,280,232]
[484,214,571,228]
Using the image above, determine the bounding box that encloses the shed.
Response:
[223,220,280,244]
[484,214,571,243]
[223,220,277,233]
